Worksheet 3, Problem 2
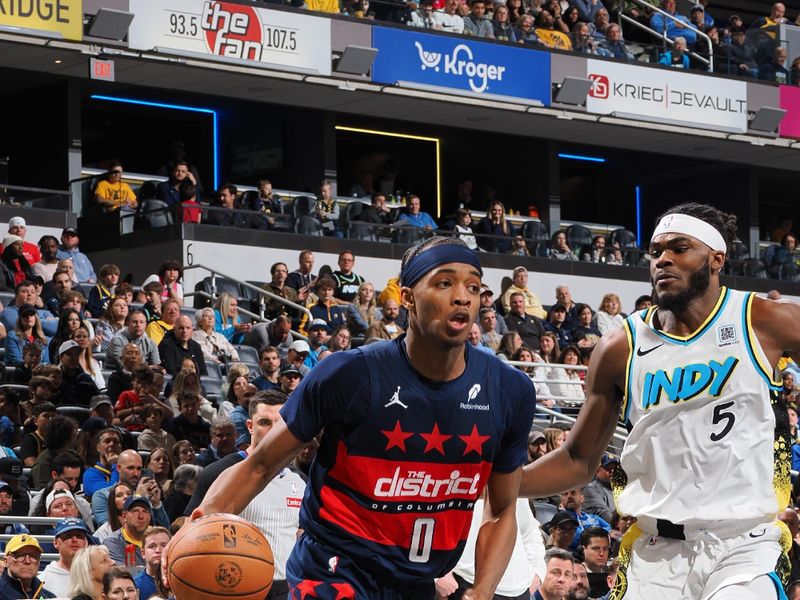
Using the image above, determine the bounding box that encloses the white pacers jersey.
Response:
[616,287,791,526]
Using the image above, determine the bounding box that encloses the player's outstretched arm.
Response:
[466,468,523,600]
[519,329,627,498]
[191,420,305,519]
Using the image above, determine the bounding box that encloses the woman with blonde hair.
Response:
[193,306,239,363]
[69,545,115,600]
[477,200,515,253]
[543,427,565,453]
[596,293,624,335]
[355,282,378,328]
[213,292,270,349]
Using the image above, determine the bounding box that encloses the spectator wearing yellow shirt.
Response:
[94,162,138,212]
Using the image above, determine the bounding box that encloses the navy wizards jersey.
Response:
[280,336,536,583]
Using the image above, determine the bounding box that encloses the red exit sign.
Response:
[90,58,115,82]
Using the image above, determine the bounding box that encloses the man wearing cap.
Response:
[479,285,507,334]
[158,315,207,376]
[528,430,548,463]
[0,235,33,289]
[305,319,330,369]
[544,511,580,551]
[0,457,30,517]
[0,480,29,545]
[0,280,58,337]
[544,304,574,349]
[279,366,303,396]
[283,340,311,377]
[104,495,152,574]
[6,218,41,265]
[582,455,617,524]
[56,228,96,284]
[58,340,99,407]
[0,534,55,599]
[365,299,405,341]
[41,518,92,597]
[192,237,534,599]
[253,346,281,391]
[501,267,547,319]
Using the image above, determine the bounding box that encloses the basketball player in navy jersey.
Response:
[190,237,536,599]
[520,203,800,600]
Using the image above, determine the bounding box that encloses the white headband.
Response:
[651,213,727,253]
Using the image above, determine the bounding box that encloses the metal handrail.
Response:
[535,405,629,443]
[183,264,312,321]
[620,0,712,71]
[0,516,61,525]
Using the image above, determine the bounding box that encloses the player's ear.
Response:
[400,286,415,313]
[710,250,725,274]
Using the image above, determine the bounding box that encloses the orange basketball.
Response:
[167,513,274,600]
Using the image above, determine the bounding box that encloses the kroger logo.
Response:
[414,41,506,93]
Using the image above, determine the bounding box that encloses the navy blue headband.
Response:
[400,243,483,288]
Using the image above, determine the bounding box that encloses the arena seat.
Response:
[532,501,558,524]
[55,405,90,426]
[522,221,550,257]
[292,196,317,218]
[234,345,260,366]
[295,215,324,236]
[138,199,175,229]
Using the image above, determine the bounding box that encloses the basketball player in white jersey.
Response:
[520,203,800,600]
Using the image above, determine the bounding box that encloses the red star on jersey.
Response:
[420,423,452,454]
[382,420,414,451]
[459,424,490,456]
[294,579,322,599]
[331,582,356,599]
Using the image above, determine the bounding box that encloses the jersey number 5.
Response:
[710,401,735,442]
[409,517,435,563]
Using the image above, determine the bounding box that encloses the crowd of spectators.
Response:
[4,202,800,599]
[293,0,800,83]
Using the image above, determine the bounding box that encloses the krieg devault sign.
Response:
[586,59,748,133]
[372,26,551,105]
[0,0,82,40]
[128,0,331,75]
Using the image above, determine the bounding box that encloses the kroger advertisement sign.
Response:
[585,59,747,133]
[371,27,550,105]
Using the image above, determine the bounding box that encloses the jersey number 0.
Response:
[409,517,435,562]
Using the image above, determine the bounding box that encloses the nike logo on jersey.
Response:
[384,386,408,409]
[749,528,766,538]
[641,356,739,410]
[637,344,664,357]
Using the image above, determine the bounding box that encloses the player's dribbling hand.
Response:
[189,506,205,522]
[435,573,458,598]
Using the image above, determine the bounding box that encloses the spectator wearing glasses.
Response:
[582,454,618,524]
[93,163,137,212]
[333,252,365,303]
[0,533,55,599]
[41,518,92,597]
[544,512,579,551]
